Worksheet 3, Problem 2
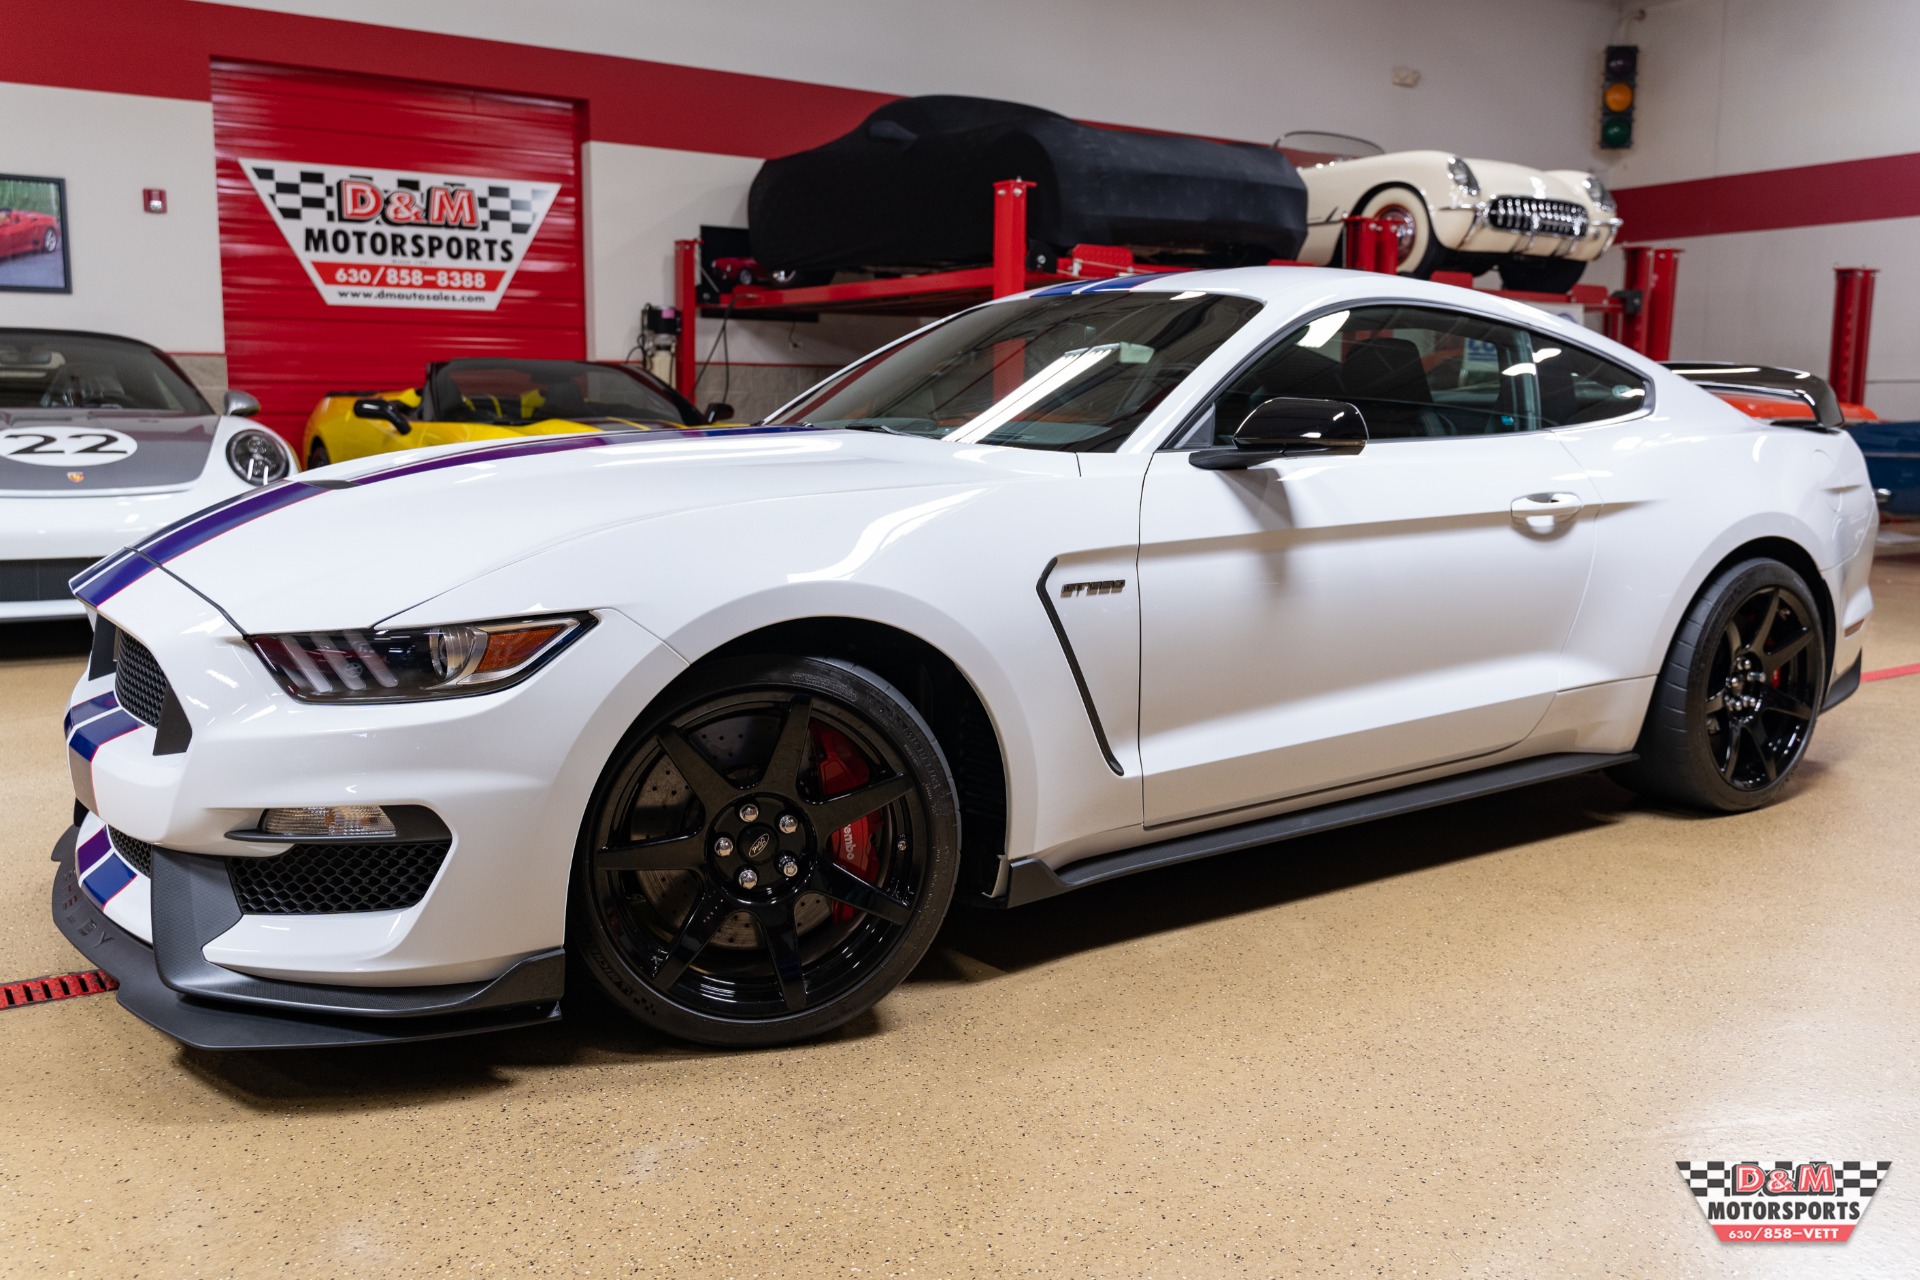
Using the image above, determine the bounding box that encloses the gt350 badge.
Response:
[0,427,137,466]
[1060,579,1126,598]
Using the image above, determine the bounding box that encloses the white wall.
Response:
[1605,0,1920,416]
[226,0,1623,167]
[0,82,226,357]
[583,140,921,380]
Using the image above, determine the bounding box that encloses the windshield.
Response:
[0,331,211,413]
[429,360,697,426]
[770,291,1263,451]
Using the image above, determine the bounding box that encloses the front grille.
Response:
[1486,196,1589,239]
[228,842,450,915]
[107,827,154,877]
[114,632,170,727]
[0,558,96,603]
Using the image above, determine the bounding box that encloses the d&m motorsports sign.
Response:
[240,160,558,310]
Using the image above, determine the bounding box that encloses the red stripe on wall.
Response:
[1616,152,1920,241]
[2,0,895,160]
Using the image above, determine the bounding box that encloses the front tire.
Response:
[43,227,60,254]
[572,655,960,1047]
[305,439,331,470]
[1612,559,1827,812]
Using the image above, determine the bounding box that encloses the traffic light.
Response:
[1600,45,1638,149]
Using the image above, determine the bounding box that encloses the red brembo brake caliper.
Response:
[812,723,878,921]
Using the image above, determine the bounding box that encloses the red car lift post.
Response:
[674,237,700,403]
[1830,267,1878,406]
[1618,246,1681,360]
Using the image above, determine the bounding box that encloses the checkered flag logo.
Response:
[237,157,560,312]
[248,165,331,221]
[475,184,539,237]
[1676,1160,1891,1243]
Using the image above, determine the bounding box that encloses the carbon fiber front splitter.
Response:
[49,825,561,1050]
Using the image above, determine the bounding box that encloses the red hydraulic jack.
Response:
[1341,216,1400,273]
[1830,267,1878,407]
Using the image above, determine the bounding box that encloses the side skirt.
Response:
[995,751,1637,908]
[1823,654,1862,711]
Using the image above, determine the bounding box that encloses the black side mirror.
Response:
[353,397,413,436]
[704,402,734,424]
[1190,397,1368,470]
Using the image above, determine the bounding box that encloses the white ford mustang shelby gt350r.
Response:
[53,268,1875,1050]
[1,329,294,621]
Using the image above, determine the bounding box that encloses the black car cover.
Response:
[749,96,1308,273]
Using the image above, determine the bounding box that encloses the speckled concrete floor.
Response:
[1,557,1917,1279]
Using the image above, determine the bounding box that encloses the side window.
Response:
[1191,305,1542,444]
[1531,341,1649,426]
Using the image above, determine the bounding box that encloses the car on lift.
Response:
[748,95,1309,282]
[0,328,292,622]
[55,268,1873,1053]
[301,358,729,470]
[0,207,61,260]
[1281,131,1621,292]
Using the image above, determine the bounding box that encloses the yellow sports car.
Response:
[302,358,731,469]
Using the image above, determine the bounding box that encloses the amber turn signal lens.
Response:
[1604,82,1635,113]
[477,623,571,673]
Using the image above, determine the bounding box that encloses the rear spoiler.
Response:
[1664,362,1846,431]
[1688,380,1845,431]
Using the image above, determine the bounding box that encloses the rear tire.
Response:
[571,655,960,1047]
[305,439,331,470]
[1611,559,1827,812]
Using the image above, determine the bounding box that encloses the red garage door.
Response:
[211,61,585,444]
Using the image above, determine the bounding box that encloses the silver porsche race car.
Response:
[0,329,295,621]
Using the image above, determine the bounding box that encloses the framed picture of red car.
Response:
[0,175,71,294]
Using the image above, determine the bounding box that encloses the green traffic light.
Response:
[1601,116,1633,149]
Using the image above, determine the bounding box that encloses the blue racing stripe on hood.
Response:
[71,551,159,608]
[75,482,326,605]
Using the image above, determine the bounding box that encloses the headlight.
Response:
[1582,172,1616,213]
[1446,156,1480,198]
[249,614,593,702]
[227,429,291,486]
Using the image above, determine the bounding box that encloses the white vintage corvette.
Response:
[1284,135,1621,292]
[0,329,294,621]
[54,268,1875,1050]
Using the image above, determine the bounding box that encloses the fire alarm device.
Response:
[143,188,167,214]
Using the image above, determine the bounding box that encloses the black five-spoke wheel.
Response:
[572,656,959,1045]
[1702,583,1819,790]
[1615,559,1829,812]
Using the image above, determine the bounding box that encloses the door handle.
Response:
[1510,492,1585,521]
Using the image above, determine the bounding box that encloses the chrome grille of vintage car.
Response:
[1486,196,1589,238]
